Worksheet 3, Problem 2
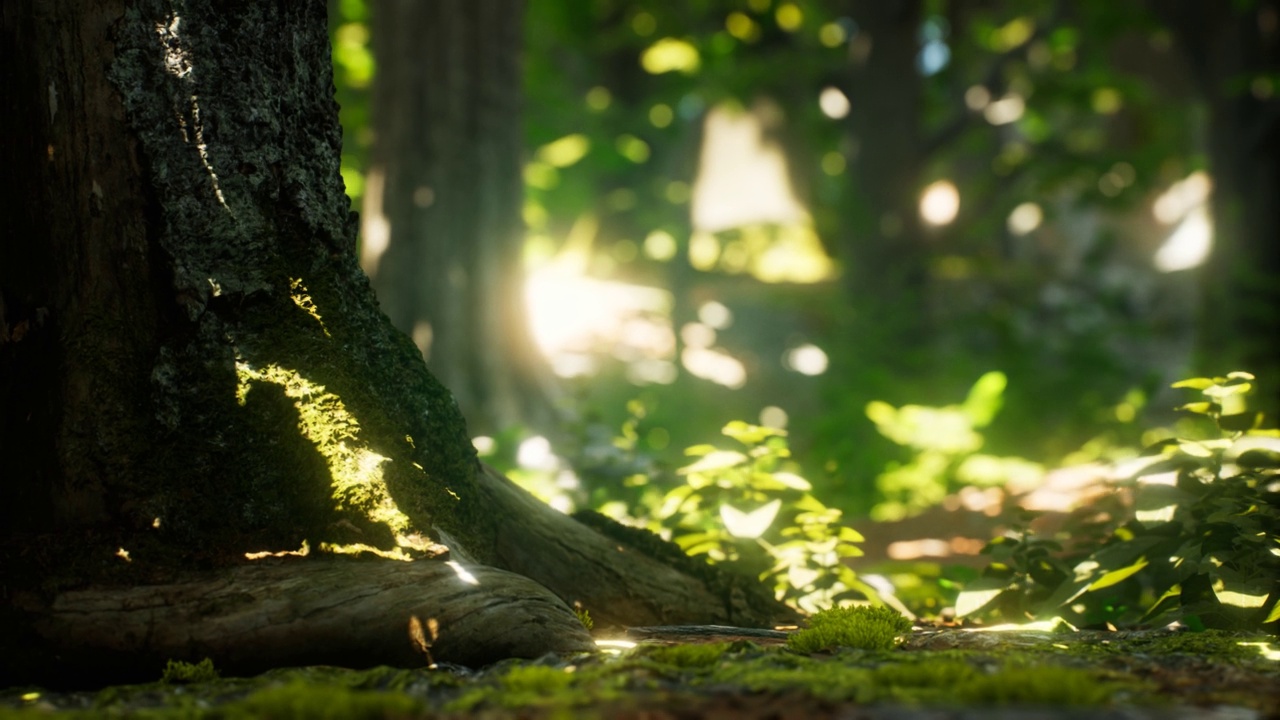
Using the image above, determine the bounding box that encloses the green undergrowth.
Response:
[3,629,1277,717]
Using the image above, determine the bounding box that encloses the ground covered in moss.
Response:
[2,628,1276,718]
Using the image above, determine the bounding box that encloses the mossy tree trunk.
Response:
[0,0,793,687]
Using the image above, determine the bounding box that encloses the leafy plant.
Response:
[961,372,1280,630]
[953,509,1073,620]
[866,371,1045,521]
[619,420,872,613]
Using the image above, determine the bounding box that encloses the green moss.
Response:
[161,658,219,684]
[446,663,608,713]
[231,681,422,718]
[955,665,1118,706]
[500,664,575,695]
[711,652,1125,707]
[1051,628,1278,666]
[711,655,875,703]
[642,642,731,668]
[787,605,913,652]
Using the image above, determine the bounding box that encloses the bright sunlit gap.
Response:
[784,343,828,376]
[523,98,836,390]
[983,93,1025,125]
[1152,171,1213,272]
[919,180,960,226]
[818,86,850,119]
[1007,202,1043,235]
[692,102,808,233]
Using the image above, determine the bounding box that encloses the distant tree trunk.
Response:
[362,0,556,436]
[1155,0,1280,411]
[832,0,932,359]
[0,0,792,688]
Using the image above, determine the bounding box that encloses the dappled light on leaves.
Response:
[537,134,591,168]
[640,38,700,75]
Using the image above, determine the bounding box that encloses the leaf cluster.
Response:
[961,372,1280,631]
[625,420,870,612]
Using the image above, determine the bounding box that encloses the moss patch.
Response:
[787,605,914,653]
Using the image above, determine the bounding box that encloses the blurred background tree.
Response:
[329,0,1278,593]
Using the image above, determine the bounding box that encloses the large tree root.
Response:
[472,464,800,630]
[9,556,594,688]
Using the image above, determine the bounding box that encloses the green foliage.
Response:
[574,605,594,631]
[867,372,1045,521]
[612,419,870,612]
[161,658,219,684]
[963,372,1280,631]
[953,509,1073,620]
[786,605,913,653]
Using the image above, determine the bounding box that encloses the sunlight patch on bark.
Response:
[234,360,413,540]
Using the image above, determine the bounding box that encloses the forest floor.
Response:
[2,625,1276,718]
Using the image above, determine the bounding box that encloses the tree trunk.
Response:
[1155,0,1280,411]
[832,0,931,355]
[0,0,793,687]
[361,0,556,437]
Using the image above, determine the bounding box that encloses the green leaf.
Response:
[1176,402,1214,415]
[1086,557,1149,591]
[838,526,865,543]
[1214,582,1269,609]
[721,420,785,445]
[1177,441,1215,458]
[1264,599,1280,625]
[962,371,1008,427]
[721,499,781,539]
[1204,382,1252,398]
[769,471,812,491]
[657,484,696,519]
[1171,377,1216,390]
[955,576,1010,617]
[679,450,747,474]
[865,400,898,428]
[1138,584,1182,625]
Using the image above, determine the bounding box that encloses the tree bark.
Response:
[362,0,556,437]
[0,0,794,686]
